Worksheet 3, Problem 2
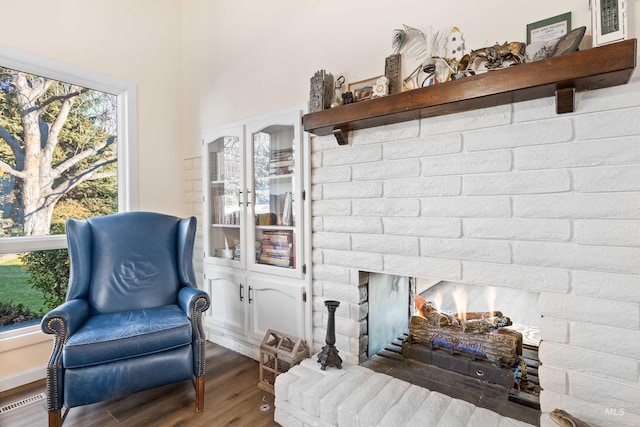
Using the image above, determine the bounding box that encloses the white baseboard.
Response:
[0,366,45,393]
[206,331,259,361]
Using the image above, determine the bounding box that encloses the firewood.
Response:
[459,319,492,333]
[455,311,504,320]
[420,302,460,327]
[409,315,522,366]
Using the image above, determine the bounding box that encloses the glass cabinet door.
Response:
[247,111,303,277]
[205,125,245,266]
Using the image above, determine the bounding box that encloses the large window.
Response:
[0,46,137,330]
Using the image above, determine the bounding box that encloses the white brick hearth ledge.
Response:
[274,357,533,427]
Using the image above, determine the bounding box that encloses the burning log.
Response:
[417,299,513,333]
[459,319,492,333]
[409,295,523,367]
[420,303,460,328]
[459,315,512,333]
[455,311,503,321]
[409,315,522,366]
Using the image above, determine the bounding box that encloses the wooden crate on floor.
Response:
[258,329,310,393]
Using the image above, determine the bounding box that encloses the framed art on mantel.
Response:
[348,77,380,102]
[526,12,571,44]
[591,0,628,47]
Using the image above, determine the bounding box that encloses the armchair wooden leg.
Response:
[49,409,62,427]
[195,377,205,412]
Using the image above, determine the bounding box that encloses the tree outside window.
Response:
[0,65,119,328]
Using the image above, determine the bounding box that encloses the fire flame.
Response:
[452,286,468,322]
[433,291,443,312]
[415,291,444,318]
[414,293,426,316]
[487,286,496,318]
[415,283,502,326]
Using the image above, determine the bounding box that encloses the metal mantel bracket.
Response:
[332,128,348,145]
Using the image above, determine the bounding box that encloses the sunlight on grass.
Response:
[0,255,47,315]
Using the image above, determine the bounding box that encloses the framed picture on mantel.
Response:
[348,76,380,103]
[527,12,571,44]
[591,0,628,47]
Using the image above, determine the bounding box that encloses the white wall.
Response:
[0,0,185,216]
[181,0,639,158]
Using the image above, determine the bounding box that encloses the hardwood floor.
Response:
[0,342,280,427]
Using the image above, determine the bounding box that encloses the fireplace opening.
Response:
[362,272,541,425]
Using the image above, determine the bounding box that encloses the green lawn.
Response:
[0,256,47,315]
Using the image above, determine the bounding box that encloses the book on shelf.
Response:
[270,160,293,167]
[258,254,292,267]
[270,148,293,175]
[269,192,293,226]
[209,151,218,181]
[271,147,293,160]
[210,188,225,224]
[270,165,293,176]
[282,192,292,226]
[261,230,292,243]
[260,245,292,256]
[257,212,277,225]
[209,150,224,181]
[257,230,293,267]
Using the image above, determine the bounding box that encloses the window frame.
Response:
[0,45,138,360]
[0,44,138,254]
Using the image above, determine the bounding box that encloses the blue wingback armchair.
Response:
[41,212,210,427]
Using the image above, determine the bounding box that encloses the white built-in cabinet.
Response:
[202,105,311,359]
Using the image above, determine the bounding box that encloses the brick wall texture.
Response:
[309,77,640,426]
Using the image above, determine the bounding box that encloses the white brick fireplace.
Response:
[304,76,640,427]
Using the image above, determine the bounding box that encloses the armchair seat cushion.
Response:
[63,304,191,369]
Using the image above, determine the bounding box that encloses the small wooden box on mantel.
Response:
[258,329,310,393]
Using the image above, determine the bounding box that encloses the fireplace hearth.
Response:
[363,334,541,424]
[362,274,541,424]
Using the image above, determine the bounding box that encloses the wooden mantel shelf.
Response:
[303,38,637,145]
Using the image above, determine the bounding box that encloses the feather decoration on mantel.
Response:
[391,28,406,54]
[392,24,443,64]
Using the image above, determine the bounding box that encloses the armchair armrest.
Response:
[178,287,210,322]
[178,287,210,378]
[40,299,89,412]
[42,299,90,338]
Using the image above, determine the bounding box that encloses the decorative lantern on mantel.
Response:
[258,329,310,394]
[309,69,333,113]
